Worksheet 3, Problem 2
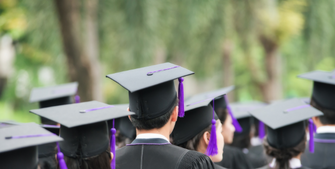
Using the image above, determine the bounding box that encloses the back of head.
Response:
[311,98,335,125]
[58,122,111,169]
[263,135,306,169]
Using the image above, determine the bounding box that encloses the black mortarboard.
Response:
[298,70,335,110]
[30,101,134,159]
[107,104,136,139]
[106,62,194,120]
[185,86,242,132]
[38,125,60,158]
[249,98,323,150]
[172,94,219,156]
[30,82,79,124]
[0,123,62,169]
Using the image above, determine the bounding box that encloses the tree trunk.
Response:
[222,40,235,101]
[54,0,102,101]
[259,36,283,103]
[84,0,103,101]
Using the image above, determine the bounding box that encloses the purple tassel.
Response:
[75,95,80,103]
[110,119,116,169]
[258,121,265,139]
[206,99,218,156]
[224,95,243,132]
[178,78,185,117]
[308,118,314,153]
[57,142,68,169]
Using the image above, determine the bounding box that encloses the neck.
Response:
[293,153,302,160]
[317,124,335,128]
[136,128,170,141]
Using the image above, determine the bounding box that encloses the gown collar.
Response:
[128,133,170,145]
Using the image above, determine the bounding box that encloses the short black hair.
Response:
[311,98,335,125]
[130,98,178,130]
[215,107,228,124]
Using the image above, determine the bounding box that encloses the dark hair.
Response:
[230,134,251,149]
[215,108,228,124]
[39,155,57,169]
[130,98,178,130]
[177,124,212,150]
[263,135,306,169]
[57,146,111,169]
[115,130,133,148]
[311,98,335,125]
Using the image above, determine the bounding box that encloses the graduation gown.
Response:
[116,138,215,169]
[257,165,310,169]
[245,145,270,168]
[215,145,253,169]
[214,164,226,169]
[301,132,335,169]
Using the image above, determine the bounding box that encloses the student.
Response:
[106,63,215,169]
[171,93,227,169]
[30,101,133,169]
[229,101,270,168]
[30,82,79,169]
[30,82,79,125]
[299,70,335,169]
[0,123,62,169]
[249,98,322,169]
[190,86,252,169]
[107,104,136,148]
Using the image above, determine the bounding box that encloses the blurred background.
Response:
[0,0,334,123]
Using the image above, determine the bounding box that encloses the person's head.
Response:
[221,112,235,144]
[263,135,306,169]
[298,71,335,127]
[129,98,178,133]
[212,97,235,144]
[106,63,194,133]
[57,147,112,169]
[39,154,57,169]
[230,117,252,149]
[310,98,335,127]
[178,119,224,162]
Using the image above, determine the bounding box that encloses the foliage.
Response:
[1,0,335,122]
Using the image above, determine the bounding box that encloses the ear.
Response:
[128,115,132,122]
[171,106,179,122]
[312,116,319,124]
[110,152,114,162]
[203,131,210,146]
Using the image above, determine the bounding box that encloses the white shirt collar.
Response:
[250,137,263,146]
[317,126,335,134]
[136,133,170,142]
[269,158,302,169]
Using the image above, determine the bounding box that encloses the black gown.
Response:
[257,165,310,169]
[301,132,335,169]
[245,145,270,168]
[214,164,226,169]
[215,145,253,169]
[116,138,215,169]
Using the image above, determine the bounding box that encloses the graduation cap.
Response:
[38,124,60,158]
[249,98,323,152]
[185,86,242,132]
[30,82,79,124]
[107,104,136,140]
[106,62,194,120]
[172,95,219,156]
[30,101,134,169]
[298,70,335,111]
[0,123,62,169]
[229,101,267,139]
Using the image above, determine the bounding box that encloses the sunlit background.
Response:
[0,0,334,123]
